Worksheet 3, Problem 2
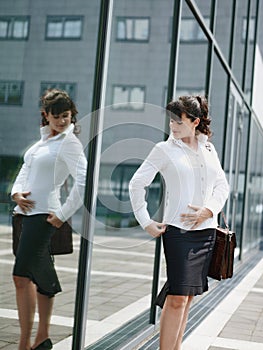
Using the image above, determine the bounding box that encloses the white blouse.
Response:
[11,124,87,222]
[129,133,229,231]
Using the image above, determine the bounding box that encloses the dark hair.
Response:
[166,95,212,137]
[40,89,78,127]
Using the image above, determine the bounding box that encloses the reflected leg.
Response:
[31,292,54,349]
[13,275,36,350]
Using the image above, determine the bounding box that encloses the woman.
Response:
[11,89,87,350]
[129,96,229,350]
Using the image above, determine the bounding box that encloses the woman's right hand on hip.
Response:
[145,221,166,238]
[12,192,35,213]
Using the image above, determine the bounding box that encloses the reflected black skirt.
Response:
[156,225,216,308]
[13,214,62,297]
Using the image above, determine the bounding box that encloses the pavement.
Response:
[182,255,263,350]
[0,216,263,350]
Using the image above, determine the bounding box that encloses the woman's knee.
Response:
[13,275,31,289]
[165,295,189,310]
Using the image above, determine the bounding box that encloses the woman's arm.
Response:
[54,137,87,222]
[11,163,35,213]
[204,143,229,216]
[129,144,166,232]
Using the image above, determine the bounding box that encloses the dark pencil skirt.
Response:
[155,225,216,308]
[13,214,62,297]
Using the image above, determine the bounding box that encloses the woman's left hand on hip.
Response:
[180,205,213,229]
[47,212,64,228]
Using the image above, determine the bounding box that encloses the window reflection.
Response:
[242,17,255,42]
[112,85,145,110]
[116,17,150,42]
[46,16,83,39]
[0,16,29,39]
[180,17,209,42]
[0,81,24,105]
[40,82,77,101]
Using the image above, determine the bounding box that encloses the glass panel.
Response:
[134,19,149,40]
[180,18,196,41]
[84,0,174,346]
[117,19,125,39]
[177,3,208,97]
[0,20,8,37]
[0,1,100,348]
[13,20,28,38]
[232,0,249,87]
[0,82,7,103]
[215,0,233,61]
[47,20,63,38]
[242,17,255,42]
[244,0,257,101]
[180,17,209,42]
[209,55,228,160]
[126,18,133,39]
[8,82,23,104]
[130,86,144,107]
[112,86,129,106]
[64,19,82,38]
[244,119,261,252]
[194,0,211,18]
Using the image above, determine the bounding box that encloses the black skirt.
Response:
[13,214,62,297]
[156,225,215,308]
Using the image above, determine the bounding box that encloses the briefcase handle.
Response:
[220,211,230,230]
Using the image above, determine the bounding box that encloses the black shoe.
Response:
[31,338,53,349]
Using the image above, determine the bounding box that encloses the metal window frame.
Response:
[111,84,146,111]
[0,15,30,40]
[116,16,150,43]
[45,15,84,40]
[39,81,77,102]
[0,80,24,105]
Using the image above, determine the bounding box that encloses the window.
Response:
[176,87,205,97]
[242,17,255,43]
[116,17,150,42]
[40,82,77,101]
[46,16,83,39]
[163,87,205,108]
[0,81,24,105]
[112,85,145,110]
[0,16,29,40]
[169,17,209,42]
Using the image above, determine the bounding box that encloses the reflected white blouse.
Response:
[129,133,229,230]
[11,124,87,222]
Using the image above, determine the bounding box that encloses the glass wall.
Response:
[0,0,100,348]
[244,118,263,252]
[84,0,174,346]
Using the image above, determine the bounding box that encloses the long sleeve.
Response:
[204,144,229,216]
[129,144,166,229]
[55,137,87,222]
[11,162,29,197]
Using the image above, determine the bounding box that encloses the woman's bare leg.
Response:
[31,293,54,348]
[13,276,36,350]
[159,295,190,350]
[174,296,194,350]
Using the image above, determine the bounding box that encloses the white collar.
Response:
[40,123,74,140]
[168,132,208,147]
